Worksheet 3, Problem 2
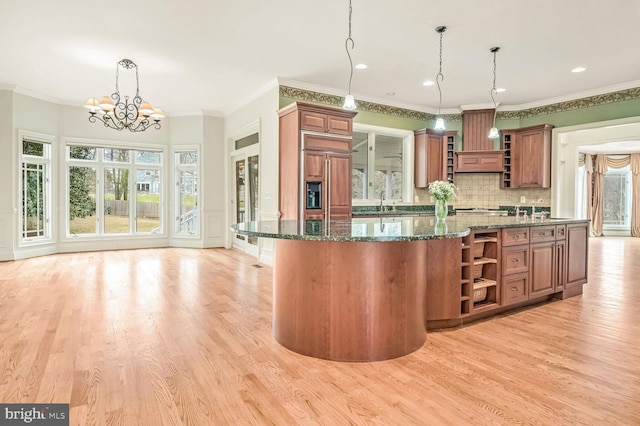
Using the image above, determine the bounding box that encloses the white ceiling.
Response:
[1,0,640,116]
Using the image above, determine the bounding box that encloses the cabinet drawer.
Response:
[502,245,529,275]
[555,224,566,240]
[502,227,529,246]
[502,272,529,305]
[530,226,556,242]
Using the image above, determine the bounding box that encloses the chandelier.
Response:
[85,59,164,132]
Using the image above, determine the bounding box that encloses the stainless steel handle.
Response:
[326,158,331,220]
[511,287,518,291]
[512,258,519,262]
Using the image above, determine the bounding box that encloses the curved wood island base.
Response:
[231,217,589,363]
[273,239,428,362]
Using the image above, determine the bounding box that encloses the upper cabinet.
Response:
[299,109,353,135]
[501,124,554,189]
[414,129,456,188]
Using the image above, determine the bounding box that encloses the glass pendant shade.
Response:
[434,117,445,130]
[488,127,500,139]
[343,94,356,110]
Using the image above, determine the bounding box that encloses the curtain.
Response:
[606,154,630,169]
[631,153,640,237]
[584,154,592,225]
[591,154,608,237]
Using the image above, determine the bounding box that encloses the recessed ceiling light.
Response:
[386,92,396,96]
[423,80,435,86]
[355,63,368,70]
[496,88,506,93]
[572,67,586,73]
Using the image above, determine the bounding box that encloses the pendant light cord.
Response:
[436,27,445,116]
[490,47,500,126]
[345,0,354,94]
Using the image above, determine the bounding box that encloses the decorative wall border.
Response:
[280,85,640,122]
[279,86,461,122]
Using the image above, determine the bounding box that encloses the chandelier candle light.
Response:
[85,59,164,132]
[342,0,356,110]
[434,26,447,131]
[428,180,457,221]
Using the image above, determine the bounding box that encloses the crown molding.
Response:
[223,77,280,116]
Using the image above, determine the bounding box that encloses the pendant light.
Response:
[488,47,501,139]
[343,0,356,110]
[434,26,447,131]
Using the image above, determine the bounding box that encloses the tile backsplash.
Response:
[415,173,551,209]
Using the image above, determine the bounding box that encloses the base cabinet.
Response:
[502,272,529,305]
[529,241,555,298]
[565,223,589,296]
[426,221,589,330]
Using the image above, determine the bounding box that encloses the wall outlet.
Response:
[430,196,434,203]
[520,195,526,203]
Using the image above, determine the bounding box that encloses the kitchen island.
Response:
[231,216,589,362]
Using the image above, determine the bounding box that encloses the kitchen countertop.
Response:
[230,216,588,242]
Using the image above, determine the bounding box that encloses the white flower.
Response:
[428,180,457,202]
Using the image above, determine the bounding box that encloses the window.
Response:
[175,149,198,236]
[66,144,163,237]
[351,125,412,203]
[603,166,631,229]
[19,133,53,244]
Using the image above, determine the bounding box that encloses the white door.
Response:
[231,146,259,257]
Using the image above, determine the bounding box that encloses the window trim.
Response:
[18,130,55,247]
[62,137,167,240]
[351,124,414,205]
[173,145,201,238]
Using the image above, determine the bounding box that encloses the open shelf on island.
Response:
[473,277,497,289]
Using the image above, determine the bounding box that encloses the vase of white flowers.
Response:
[428,180,457,221]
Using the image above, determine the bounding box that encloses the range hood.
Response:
[455,109,505,173]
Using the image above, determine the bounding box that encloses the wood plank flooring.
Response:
[0,237,638,425]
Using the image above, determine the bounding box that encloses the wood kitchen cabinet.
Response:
[501,124,554,188]
[303,150,352,220]
[564,222,589,297]
[278,102,357,220]
[414,129,456,188]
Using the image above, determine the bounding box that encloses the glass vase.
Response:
[435,199,448,221]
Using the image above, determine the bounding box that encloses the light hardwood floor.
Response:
[0,238,638,425]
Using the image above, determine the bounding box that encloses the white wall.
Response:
[553,116,640,218]
[224,84,279,265]
[0,89,14,260]
[202,115,225,248]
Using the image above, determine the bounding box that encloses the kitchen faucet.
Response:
[380,192,385,212]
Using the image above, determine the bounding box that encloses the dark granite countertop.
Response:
[230,216,588,242]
